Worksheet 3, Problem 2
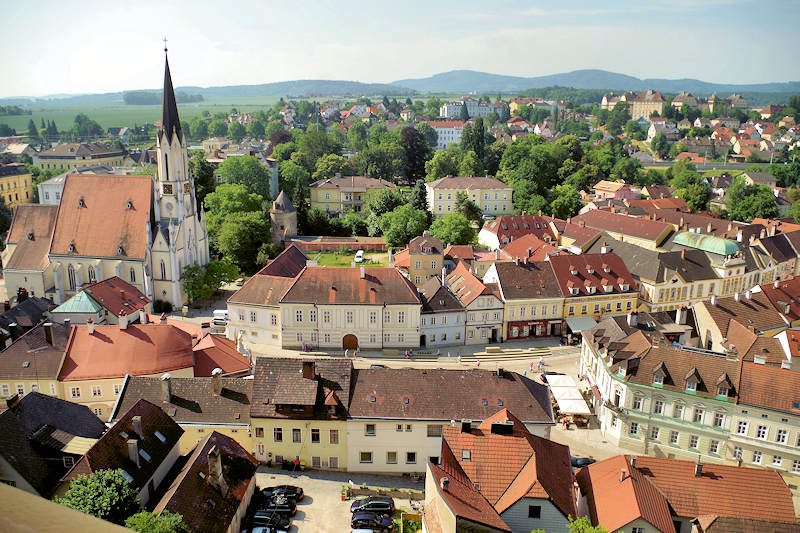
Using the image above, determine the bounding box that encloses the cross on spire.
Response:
[163,36,168,53]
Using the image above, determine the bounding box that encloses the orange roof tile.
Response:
[3,204,58,272]
[501,233,561,261]
[192,334,251,377]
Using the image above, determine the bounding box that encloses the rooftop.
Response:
[3,204,58,272]
[428,176,511,190]
[673,231,740,256]
[280,266,421,305]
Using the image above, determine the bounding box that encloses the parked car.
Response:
[369,364,388,369]
[252,510,291,529]
[261,495,297,516]
[354,249,365,263]
[350,496,395,515]
[262,485,304,501]
[351,511,394,532]
[250,527,289,533]
[212,309,228,325]
[571,456,596,468]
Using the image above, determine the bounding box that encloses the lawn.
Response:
[313,251,389,267]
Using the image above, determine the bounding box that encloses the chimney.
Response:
[119,313,128,330]
[442,267,446,286]
[212,367,223,394]
[120,289,126,301]
[44,322,53,345]
[707,222,713,233]
[439,477,449,491]
[620,468,627,482]
[87,318,95,334]
[630,456,636,468]
[734,292,740,302]
[681,249,686,260]
[360,265,365,279]
[139,310,148,324]
[627,311,638,327]
[600,242,609,254]
[774,280,780,289]
[161,373,172,402]
[694,458,703,477]
[737,230,743,242]
[160,313,167,324]
[460,420,472,433]
[132,415,143,436]
[64,318,71,330]
[7,322,19,341]
[5,394,21,410]
[496,367,504,378]
[127,439,139,468]
[302,361,315,380]
[677,306,687,325]
[745,290,751,300]
[710,294,717,306]
[207,445,229,492]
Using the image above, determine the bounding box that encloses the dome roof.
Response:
[672,231,739,255]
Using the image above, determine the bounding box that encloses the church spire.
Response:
[161,40,182,143]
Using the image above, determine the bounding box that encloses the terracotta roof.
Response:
[443,245,475,261]
[49,174,153,260]
[0,392,106,497]
[576,455,675,533]
[113,375,252,426]
[500,233,561,261]
[280,267,421,305]
[391,248,409,268]
[250,357,353,418]
[153,431,258,533]
[59,324,195,381]
[419,277,464,313]
[632,455,797,523]
[628,197,689,211]
[38,142,123,158]
[571,210,672,242]
[737,361,800,414]
[409,234,443,254]
[446,261,498,307]
[3,204,58,271]
[62,399,183,490]
[482,214,560,243]
[227,274,296,307]
[548,253,636,297]
[694,516,800,533]
[82,276,149,316]
[426,120,466,129]
[0,321,69,380]
[192,334,251,377]
[428,176,511,190]
[442,409,574,518]
[642,185,675,199]
[309,175,396,190]
[559,223,603,247]
[349,369,552,423]
[491,261,561,300]
[694,291,786,337]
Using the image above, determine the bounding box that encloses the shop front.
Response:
[507,320,561,339]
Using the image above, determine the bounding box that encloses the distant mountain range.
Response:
[2,69,797,105]
[391,69,800,96]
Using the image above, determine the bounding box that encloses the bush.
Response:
[153,299,173,313]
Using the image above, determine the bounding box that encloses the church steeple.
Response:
[160,42,182,143]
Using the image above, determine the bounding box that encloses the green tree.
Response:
[400,126,431,182]
[182,259,239,302]
[365,188,405,217]
[27,118,38,140]
[606,102,631,135]
[788,200,800,223]
[188,152,216,208]
[379,204,429,248]
[549,184,582,219]
[726,177,779,222]
[610,157,642,183]
[429,213,475,245]
[459,103,470,121]
[566,515,610,533]
[409,179,429,213]
[204,184,264,249]
[125,511,189,533]
[218,155,269,196]
[313,153,352,180]
[56,469,140,525]
[190,117,209,140]
[272,141,297,163]
[425,146,461,181]
[676,182,711,212]
[228,121,246,143]
[217,211,269,274]
[279,160,311,199]
[650,132,669,156]
[415,122,438,150]
[455,191,483,224]
[624,120,645,140]
[208,119,227,137]
[0,196,13,237]
[347,121,368,151]
[359,142,405,181]
[341,210,368,236]
[460,150,484,177]
[298,130,342,164]
[246,119,266,139]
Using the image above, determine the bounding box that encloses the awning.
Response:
[565,317,598,332]
[548,373,592,415]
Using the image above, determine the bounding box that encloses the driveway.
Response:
[253,468,423,533]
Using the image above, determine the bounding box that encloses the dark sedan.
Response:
[571,456,596,468]
[261,495,297,516]
[350,496,395,515]
[262,485,304,501]
[252,510,291,529]
[351,511,394,532]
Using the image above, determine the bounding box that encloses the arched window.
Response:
[129,267,136,283]
[160,260,166,280]
[67,265,76,291]
[87,266,96,283]
[164,158,169,180]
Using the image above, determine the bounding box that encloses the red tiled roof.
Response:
[695,291,786,337]
[443,244,476,261]
[309,175,396,190]
[392,248,410,268]
[280,267,421,305]
[628,197,689,211]
[428,176,511,190]
[446,261,497,306]
[501,233,561,261]
[257,244,307,277]
[548,253,636,297]
[560,223,603,247]
[633,455,797,523]
[482,214,560,243]
[409,235,443,254]
[426,120,466,129]
[192,334,251,377]
[82,276,149,316]
[50,174,153,260]
[737,361,800,414]
[758,275,800,323]
[59,324,195,381]
[571,210,672,242]
[3,204,58,271]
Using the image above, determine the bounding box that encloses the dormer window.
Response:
[570,287,579,295]
[78,197,85,208]
[587,286,596,294]
[603,285,613,293]
[686,380,697,392]
[586,265,594,274]
[602,264,611,273]
[403,397,409,404]
[620,283,630,291]
[68,242,76,253]
[117,246,125,255]
[653,375,664,385]
[369,395,376,403]
[126,200,133,209]
[717,386,729,397]
[27,232,34,241]
[569,265,578,275]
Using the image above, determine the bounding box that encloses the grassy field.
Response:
[313,251,389,267]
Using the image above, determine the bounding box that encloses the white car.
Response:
[213,309,228,325]
[354,250,365,263]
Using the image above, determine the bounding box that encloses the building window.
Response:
[712,412,725,427]
[736,421,748,435]
[386,451,398,464]
[693,408,704,424]
[398,311,405,324]
[405,424,412,432]
[129,268,136,283]
[271,314,277,325]
[689,435,699,449]
[632,396,642,410]
[91,386,102,397]
[629,422,639,435]
[70,387,80,398]
[669,431,679,445]
[653,400,664,415]
[369,312,376,324]
[792,460,800,473]
[309,310,317,323]
[384,310,391,323]
[274,428,283,442]
[323,311,331,323]
[329,429,339,444]
[406,452,417,464]
[292,428,301,443]
[756,425,768,440]
[776,429,788,444]
[67,264,76,291]
[296,332,303,342]
[329,456,339,469]
[686,381,697,392]
[709,440,720,454]
[427,424,443,437]
[649,426,660,440]
[384,333,391,344]
[632,529,643,533]
[255,427,264,438]
[296,310,303,323]
[0,384,8,396]
[87,266,96,283]
[733,446,743,460]
[365,424,376,436]
[752,450,762,464]
[93,408,102,417]
[772,455,782,467]
[238,311,245,321]
[528,505,541,519]
[346,311,353,324]
[160,260,166,279]
[360,452,373,464]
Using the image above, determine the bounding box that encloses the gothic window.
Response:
[163,184,173,195]
[87,266,96,283]
[129,268,136,283]
[67,265,76,291]
[184,182,191,193]
[164,158,169,180]
[160,260,166,280]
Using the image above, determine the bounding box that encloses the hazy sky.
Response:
[2,0,798,97]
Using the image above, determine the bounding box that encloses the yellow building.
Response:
[250,358,351,470]
[0,163,34,211]
[309,175,397,215]
[426,176,513,217]
[601,90,665,120]
[393,234,444,287]
[111,374,254,455]
[36,142,125,171]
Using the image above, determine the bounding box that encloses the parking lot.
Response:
[248,468,423,532]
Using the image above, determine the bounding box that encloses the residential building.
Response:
[692,291,787,351]
[269,190,297,244]
[249,358,351,469]
[0,321,69,402]
[601,90,665,120]
[741,170,777,188]
[0,163,33,211]
[36,142,124,171]
[570,210,674,250]
[642,185,675,199]
[0,296,55,337]
[426,121,465,150]
[112,373,253,454]
[226,244,308,347]
[49,276,150,325]
[396,234,444,287]
[548,253,638,330]
[576,454,797,533]
[647,120,680,142]
[0,142,35,161]
[500,233,562,262]
[279,266,422,350]
[439,97,498,118]
[478,214,560,250]
[424,409,574,533]
[483,261,564,340]
[671,91,699,109]
[592,180,639,201]
[0,392,106,497]
[555,223,604,254]
[35,164,116,205]
[418,277,466,347]
[57,399,183,506]
[0,204,58,300]
[446,261,504,344]
[760,275,800,329]
[308,174,397,214]
[348,373,554,475]
[427,176,513,217]
[152,431,259,533]
[627,197,689,212]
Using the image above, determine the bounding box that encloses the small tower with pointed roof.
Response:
[270,191,297,245]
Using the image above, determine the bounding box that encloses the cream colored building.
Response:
[601,90,665,120]
[447,261,504,344]
[309,175,396,215]
[426,176,513,217]
[0,163,33,211]
[0,204,58,300]
[36,142,124,171]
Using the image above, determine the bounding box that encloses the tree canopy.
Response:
[125,511,189,533]
[56,469,140,525]
[218,155,270,196]
[217,211,270,274]
[379,204,429,248]
[429,213,475,246]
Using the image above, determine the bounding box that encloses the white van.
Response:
[213,309,228,325]
[354,250,365,263]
